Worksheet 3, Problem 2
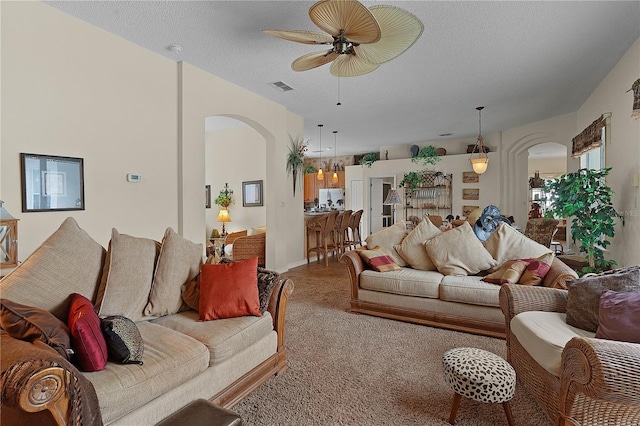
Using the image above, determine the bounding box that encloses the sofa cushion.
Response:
[0,217,105,321]
[359,269,442,299]
[396,217,441,271]
[482,260,530,285]
[565,266,640,332]
[96,229,159,322]
[595,290,640,343]
[68,293,108,372]
[85,321,209,425]
[424,222,497,276]
[356,246,401,272]
[152,310,275,366]
[511,311,595,377]
[145,228,202,317]
[439,276,501,307]
[199,258,261,320]
[365,222,408,267]
[483,222,552,271]
[0,298,72,359]
[519,252,555,285]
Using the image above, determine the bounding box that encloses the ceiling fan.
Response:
[262,0,424,77]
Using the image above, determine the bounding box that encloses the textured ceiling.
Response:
[44,1,640,158]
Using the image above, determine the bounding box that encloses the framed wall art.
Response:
[462,205,479,217]
[205,185,212,208]
[20,153,85,212]
[462,188,479,200]
[242,180,263,207]
[462,171,479,183]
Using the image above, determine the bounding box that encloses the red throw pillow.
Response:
[68,293,108,371]
[199,257,261,321]
[595,290,640,343]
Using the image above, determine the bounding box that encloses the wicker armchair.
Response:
[499,284,640,425]
[232,233,266,267]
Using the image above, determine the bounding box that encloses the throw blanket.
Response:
[0,331,102,426]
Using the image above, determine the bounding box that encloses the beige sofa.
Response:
[0,218,292,425]
[340,219,577,339]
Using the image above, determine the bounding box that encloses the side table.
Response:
[156,399,242,426]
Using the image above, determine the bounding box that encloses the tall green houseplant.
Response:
[544,167,622,275]
[286,135,308,197]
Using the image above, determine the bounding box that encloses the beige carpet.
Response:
[233,259,551,425]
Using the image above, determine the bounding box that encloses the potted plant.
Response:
[544,167,623,275]
[412,145,442,166]
[399,171,424,194]
[286,135,308,197]
[214,183,234,208]
[359,152,379,168]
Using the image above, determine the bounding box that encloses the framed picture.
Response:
[462,188,479,200]
[462,205,479,217]
[462,171,479,183]
[20,153,85,212]
[242,180,263,207]
[205,185,211,208]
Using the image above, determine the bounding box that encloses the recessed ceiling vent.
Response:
[269,81,294,92]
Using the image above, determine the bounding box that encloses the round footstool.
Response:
[442,347,516,425]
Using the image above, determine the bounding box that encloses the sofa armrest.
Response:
[499,284,568,324]
[266,276,294,353]
[559,337,640,420]
[542,257,579,289]
[339,251,366,300]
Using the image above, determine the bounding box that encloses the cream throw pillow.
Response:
[397,217,441,270]
[483,222,552,271]
[365,222,408,267]
[96,229,159,322]
[424,222,497,276]
[0,217,105,321]
[145,228,203,316]
[250,226,267,235]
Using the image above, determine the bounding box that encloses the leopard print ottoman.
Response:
[442,347,516,425]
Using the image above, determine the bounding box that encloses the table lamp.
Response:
[217,208,231,238]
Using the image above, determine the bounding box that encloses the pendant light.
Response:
[332,130,339,183]
[317,124,324,180]
[469,106,489,174]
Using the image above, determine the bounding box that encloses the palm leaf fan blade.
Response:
[293,50,339,71]
[309,0,380,43]
[354,5,424,65]
[262,29,333,45]
[330,54,379,77]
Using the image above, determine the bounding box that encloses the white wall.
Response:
[1,2,305,273]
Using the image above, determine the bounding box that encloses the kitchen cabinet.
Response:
[304,171,344,202]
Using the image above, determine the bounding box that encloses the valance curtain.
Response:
[571,115,605,158]
[631,78,640,120]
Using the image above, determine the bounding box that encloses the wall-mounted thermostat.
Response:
[126,173,142,182]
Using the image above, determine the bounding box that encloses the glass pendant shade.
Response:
[332,172,338,183]
[471,157,489,174]
[317,168,324,180]
[469,106,489,175]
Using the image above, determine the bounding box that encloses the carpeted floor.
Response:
[233,258,551,425]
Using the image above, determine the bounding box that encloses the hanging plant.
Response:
[411,145,442,166]
[399,171,424,194]
[545,167,623,275]
[359,152,379,168]
[214,183,234,208]
[286,135,308,197]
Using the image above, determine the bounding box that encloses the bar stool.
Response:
[306,211,339,266]
[347,209,364,250]
[335,210,353,256]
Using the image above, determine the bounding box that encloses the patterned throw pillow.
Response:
[357,246,401,272]
[364,222,408,267]
[566,266,640,332]
[101,315,144,365]
[482,260,531,285]
[519,252,555,285]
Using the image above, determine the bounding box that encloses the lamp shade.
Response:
[470,157,489,175]
[383,189,402,205]
[217,208,231,223]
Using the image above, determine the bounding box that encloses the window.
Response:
[580,126,606,170]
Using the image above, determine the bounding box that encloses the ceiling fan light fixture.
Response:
[469,106,489,175]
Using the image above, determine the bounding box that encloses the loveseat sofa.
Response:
[0,218,293,425]
[340,219,577,338]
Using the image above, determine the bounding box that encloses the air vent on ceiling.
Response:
[269,81,294,92]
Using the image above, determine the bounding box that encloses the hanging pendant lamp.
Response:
[469,106,489,174]
[332,130,339,183]
[317,124,324,180]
